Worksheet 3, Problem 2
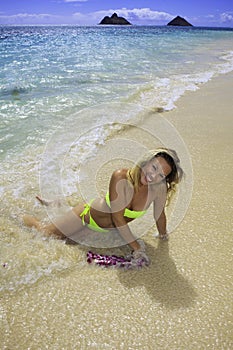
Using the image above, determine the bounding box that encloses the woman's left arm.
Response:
[153,201,169,240]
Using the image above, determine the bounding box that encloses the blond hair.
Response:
[127,148,183,205]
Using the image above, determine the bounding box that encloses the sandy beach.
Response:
[1,72,233,349]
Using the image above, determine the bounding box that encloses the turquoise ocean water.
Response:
[1,26,233,160]
[0,25,233,292]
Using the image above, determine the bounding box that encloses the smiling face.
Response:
[140,156,172,186]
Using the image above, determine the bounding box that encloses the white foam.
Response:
[0,257,71,292]
[217,50,233,74]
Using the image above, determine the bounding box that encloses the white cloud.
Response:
[220,12,233,23]
[0,13,63,24]
[121,8,173,21]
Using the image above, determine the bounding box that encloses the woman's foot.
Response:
[36,196,62,207]
[36,196,51,206]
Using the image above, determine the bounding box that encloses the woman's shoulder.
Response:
[111,168,129,180]
[109,168,130,188]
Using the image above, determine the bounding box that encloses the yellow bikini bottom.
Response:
[80,200,109,233]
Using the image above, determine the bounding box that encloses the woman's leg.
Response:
[23,215,65,239]
[23,203,86,240]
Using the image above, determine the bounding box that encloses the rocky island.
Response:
[99,13,131,25]
[167,16,193,26]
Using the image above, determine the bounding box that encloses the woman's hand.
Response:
[131,239,150,266]
[132,249,150,266]
[154,232,169,240]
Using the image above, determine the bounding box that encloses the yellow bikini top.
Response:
[105,192,146,219]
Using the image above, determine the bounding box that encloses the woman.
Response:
[24,148,183,264]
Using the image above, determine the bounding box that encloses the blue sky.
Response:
[0,0,233,27]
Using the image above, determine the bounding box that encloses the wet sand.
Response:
[1,73,233,349]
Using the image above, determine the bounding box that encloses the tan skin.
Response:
[24,156,171,252]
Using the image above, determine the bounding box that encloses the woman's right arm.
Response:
[153,184,169,240]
